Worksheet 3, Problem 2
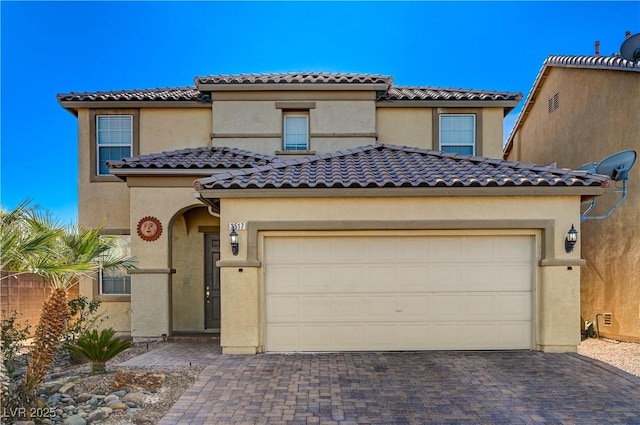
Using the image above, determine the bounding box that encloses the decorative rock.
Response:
[109,402,128,411]
[84,397,99,407]
[86,410,108,423]
[59,382,75,394]
[103,394,120,404]
[124,402,138,408]
[110,390,127,398]
[47,393,62,405]
[112,370,165,391]
[62,415,86,425]
[75,393,92,403]
[106,399,122,407]
[14,421,36,425]
[122,392,146,404]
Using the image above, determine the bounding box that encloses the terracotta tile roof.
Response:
[194,144,609,191]
[195,73,393,86]
[107,146,279,171]
[57,87,210,102]
[384,86,522,101]
[544,55,640,72]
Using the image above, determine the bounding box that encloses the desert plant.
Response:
[0,310,31,374]
[64,296,106,344]
[65,328,132,373]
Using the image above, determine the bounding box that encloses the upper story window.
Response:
[439,114,476,155]
[96,115,133,175]
[283,113,309,151]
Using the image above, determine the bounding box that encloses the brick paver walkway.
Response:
[147,347,640,424]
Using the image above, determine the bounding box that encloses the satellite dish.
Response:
[620,33,640,62]
[577,162,598,174]
[595,150,636,181]
[581,149,637,222]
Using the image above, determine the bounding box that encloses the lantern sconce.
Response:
[229,228,239,256]
[565,224,578,253]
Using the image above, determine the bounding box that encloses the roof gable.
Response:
[194,144,609,191]
[504,54,639,157]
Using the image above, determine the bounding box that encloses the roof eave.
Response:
[194,185,607,199]
[376,99,520,112]
[58,100,211,110]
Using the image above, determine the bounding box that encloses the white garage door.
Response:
[265,235,533,352]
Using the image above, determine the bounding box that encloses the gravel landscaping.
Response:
[577,337,640,377]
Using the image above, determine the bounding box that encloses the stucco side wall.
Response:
[481,108,506,159]
[139,108,211,153]
[376,108,432,148]
[77,109,130,229]
[506,68,640,342]
[218,195,582,353]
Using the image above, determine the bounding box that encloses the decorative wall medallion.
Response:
[137,216,162,242]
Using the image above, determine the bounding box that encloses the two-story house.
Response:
[504,55,640,342]
[58,73,609,354]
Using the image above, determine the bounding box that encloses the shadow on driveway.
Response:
[152,349,640,424]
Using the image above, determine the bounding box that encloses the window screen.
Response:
[283,115,309,151]
[97,115,133,175]
[439,115,476,155]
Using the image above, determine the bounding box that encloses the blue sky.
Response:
[1,1,639,224]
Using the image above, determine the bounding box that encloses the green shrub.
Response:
[64,296,106,344]
[64,328,132,372]
[0,310,31,374]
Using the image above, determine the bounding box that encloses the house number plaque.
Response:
[137,216,163,242]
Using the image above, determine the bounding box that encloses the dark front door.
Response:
[204,233,221,330]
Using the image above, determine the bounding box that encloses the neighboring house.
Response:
[58,72,609,354]
[504,55,640,342]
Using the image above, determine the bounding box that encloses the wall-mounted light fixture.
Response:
[229,228,239,256]
[565,224,578,253]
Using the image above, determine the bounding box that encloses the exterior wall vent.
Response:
[603,312,613,326]
[548,93,559,114]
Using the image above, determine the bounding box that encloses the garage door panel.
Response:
[334,296,365,319]
[300,297,332,320]
[430,294,463,319]
[497,294,531,319]
[268,267,300,293]
[267,295,300,322]
[464,266,496,291]
[365,266,396,291]
[398,266,430,291]
[265,235,533,352]
[300,266,332,292]
[334,266,364,292]
[335,325,365,348]
[430,266,464,290]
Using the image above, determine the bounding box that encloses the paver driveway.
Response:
[126,344,640,424]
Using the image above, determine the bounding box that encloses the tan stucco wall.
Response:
[211,99,377,155]
[376,108,432,148]
[139,108,211,153]
[376,107,506,158]
[77,109,130,229]
[216,195,583,353]
[481,108,507,158]
[507,67,640,342]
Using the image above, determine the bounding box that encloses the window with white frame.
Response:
[96,115,133,175]
[99,236,131,295]
[439,114,476,155]
[283,114,309,151]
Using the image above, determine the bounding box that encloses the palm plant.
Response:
[1,202,136,394]
[65,328,132,372]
